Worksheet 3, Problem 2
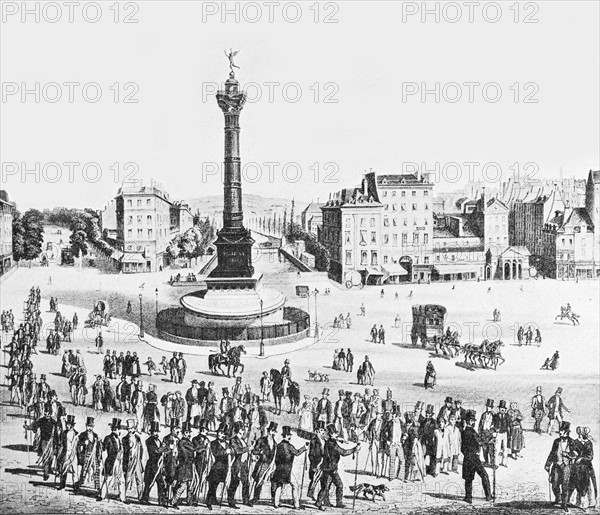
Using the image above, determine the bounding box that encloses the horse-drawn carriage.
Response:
[84,300,111,328]
[411,304,447,346]
[461,339,506,370]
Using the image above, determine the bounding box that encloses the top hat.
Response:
[465,410,477,422]
[338,389,345,396]
[191,379,198,384]
[536,386,542,393]
[559,421,571,433]
[322,388,330,396]
[426,404,434,414]
[485,399,494,408]
[315,421,326,431]
[414,401,424,410]
[556,387,563,394]
[66,414,76,426]
[217,422,228,434]
[109,418,122,430]
[222,387,229,393]
[150,421,160,433]
[282,426,292,437]
[284,359,290,364]
[86,416,95,426]
[170,419,180,430]
[345,391,352,398]
[233,421,245,434]
[445,396,453,404]
[181,421,192,433]
[454,399,462,405]
[267,421,278,433]
[40,374,46,380]
[498,400,507,409]
[326,424,338,435]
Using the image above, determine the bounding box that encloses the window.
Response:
[489,238,493,243]
[127,216,133,225]
[146,199,151,207]
[393,234,398,246]
[360,218,365,227]
[371,231,377,244]
[345,251,352,265]
[402,233,407,244]
[562,238,565,245]
[383,191,388,197]
[413,233,419,244]
[412,191,417,197]
[384,204,389,211]
[425,204,429,210]
[345,218,350,228]
[384,234,389,245]
[137,199,142,207]
[435,254,440,262]
[424,234,429,244]
[345,231,351,244]
[148,229,153,238]
[127,229,133,238]
[495,225,499,231]
[412,203,417,211]
[424,190,429,197]
[392,204,397,211]
[400,203,406,212]
[361,251,368,265]
[147,215,152,224]
[569,239,572,245]
[401,191,406,197]
[370,218,375,227]
[504,237,507,243]
[371,251,378,266]
[403,219,407,226]
[392,191,396,196]
[383,218,390,227]
[359,231,367,245]
[383,255,388,264]
[137,215,142,224]
[392,219,397,226]
[137,229,143,237]
[424,256,429,264]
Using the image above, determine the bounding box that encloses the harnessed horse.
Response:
[208,345,246,377]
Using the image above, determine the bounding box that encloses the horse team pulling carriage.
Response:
[461,339,506,370]
[84,300,111,328]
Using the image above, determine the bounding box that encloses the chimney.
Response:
[481,186,486,206]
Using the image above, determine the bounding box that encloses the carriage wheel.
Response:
[345,280,353,289]
[357,282,364,289]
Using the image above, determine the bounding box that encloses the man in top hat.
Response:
[531,386,546,434]
[131,381,145,429]
[260,371,272,402]
[171,420,196,509]
[228,421,252,508]
[185,379,202,423]
[247,395,268,445]
[57,414,78,489]
[24,403,57,481]
[232,376,243,402]
[140,420,168,506]
[176,352,186,384]
[205,381,218,430]
[462,410,492,503]
[169,352,178,383]
[281,359,292,398]
[546,387,570,435]
[271,425,308,509]
[453,400,466,432]
[122,419,144,499]
[75,416,101,492]
[97,418,126,502]
[545,421,578,510]
[438,397,454,424]
[315,388,332,427]
[359,356,375,386]
[316,423,360,510]
[220,387,233,424]
[381,404,405,480]
[308,421,327,501]
[252,421,278,503]
[163,419,181,503]
[421,404,438,476]
[206,422,232,510]
[493,400,510,468]
[190,417,210,506]
[478,399,495,466]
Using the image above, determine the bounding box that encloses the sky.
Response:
[1,0,599,211]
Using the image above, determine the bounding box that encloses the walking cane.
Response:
[219,452,233,507]
[352,446,360,511]
[299,447,308,508]
[363,445,372,474]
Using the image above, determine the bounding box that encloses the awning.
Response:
[434,264,479,275]
[120,253,146,264]
[382,263,408,276]
[362,266,384,276]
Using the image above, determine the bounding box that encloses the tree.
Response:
[11,211,25,262]
[17,209,45,263]
[283,208,288,236]
[289,223,330,272]
[288,199,295,237]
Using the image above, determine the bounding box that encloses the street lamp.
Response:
[259,298,264,357]
[314,288,319,338]
[138,293,144,339]
[155,288,159,314]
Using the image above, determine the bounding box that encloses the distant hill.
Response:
[185,194,309,217]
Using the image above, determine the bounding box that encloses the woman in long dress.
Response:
[332,349,340,370]
[298,395,314,433]
[508,402,525,458]
[572,427,598,509]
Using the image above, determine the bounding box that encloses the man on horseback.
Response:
[220,339,231,356]
[281,359,292,398]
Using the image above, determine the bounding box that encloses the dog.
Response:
[349,483,389,502]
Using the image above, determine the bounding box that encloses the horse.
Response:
[270,369,300,415]
[208,345,246,377]
[555,307,580,325]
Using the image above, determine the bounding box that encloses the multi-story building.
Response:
[0,190,16,276]
[321,176,383,284]
[541,171,600,279]
[101,180,194,273]
[301,201,324,236]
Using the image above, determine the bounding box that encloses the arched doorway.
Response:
[399,256,413,283]
[504,262,511,280]
[512,261,517,280]
[518,263,522,279]
[486,265,491,280]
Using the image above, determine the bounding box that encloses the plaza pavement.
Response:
[0,258,599,514]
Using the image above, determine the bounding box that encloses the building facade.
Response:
[102,180,194,273]
[301,201,324,236]
[0,191,16,276]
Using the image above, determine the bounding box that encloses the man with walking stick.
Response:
[461,410,492,504]
[206,422,232,510]
[316,424,360,510]
[270,425,308,509]
[307,422,327,501]
[140,421,168,507]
